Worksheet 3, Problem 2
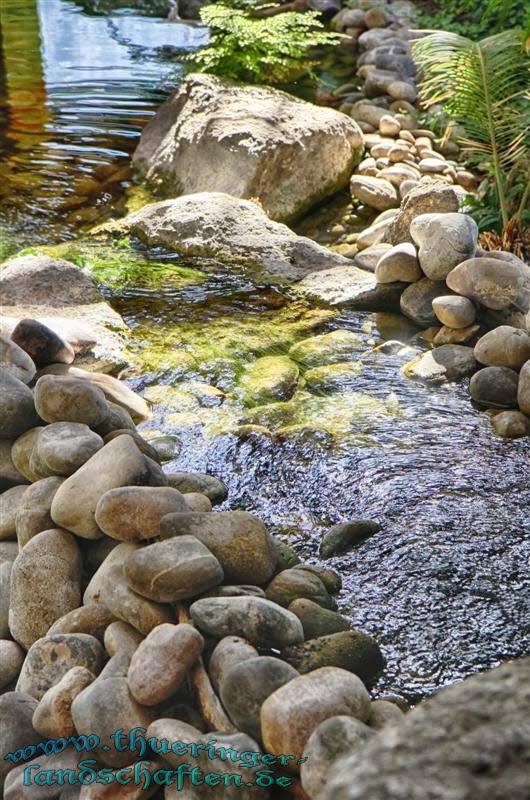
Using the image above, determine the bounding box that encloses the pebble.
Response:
[190,595,304,649]
[375,242,421,284]
[283,629,385,685]
[0,640,25,690]
[379,114,401,137]
[208,636,259,694]
[97,563,173,635]
[350,175,399,211]
[432,295,476,329]
[48,603,115,641]
[446,256,530,312]
[400,278,448,327]
[517,360,530,414]
[10,427,43,483]
[11,318,75,367]
[95,485,187,541]
[83,541,141,604]
[403,345,477,383]
[261,667,371,768]
[96,402,136,436]
[320,519,381,558]
[9,528,82,648]
[266,568,332,609]
[184,492,212,512]
[123,535,224,602]
[127,623,204,706]
[0,562,12,639]
[0,371,39,439]
[0,335,35,384]
[32,665,95,738]
[34,374,109,427]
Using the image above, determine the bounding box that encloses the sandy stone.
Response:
[0,486,27,541]
[0,640,25,690]
[32,666,96,738]
[15,476,65,547]
[95,485,187,541]
[98,563,174,635]
[104,620,144,657]
[47,604,115,642]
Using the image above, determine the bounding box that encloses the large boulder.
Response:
[132,73,364,223]
[410,212,478,280]
[446,256,530,312]
[103,193,350,283]
[319,656,530,800]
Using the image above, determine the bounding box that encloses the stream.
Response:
[0,0,528,703]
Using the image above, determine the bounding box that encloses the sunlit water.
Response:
[0,0,528,702]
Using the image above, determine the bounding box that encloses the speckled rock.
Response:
[266,568,332,609]
[34,374,109,427]
[368,698,405,730]
[190,595,304,649]
[469,366,519,407]
[301,715,375,797]
[9,528,82,648]
[320,519,380,558]
[127,623,204,706]
[16,633,105,700]
[385,182,459,245]
[0,692,40,792]
[446,256,530,312]
[95,485,187,542]
[124,535,224,602]
[0,372,38,440]
[15,476,64,547]
[32,665,95,738]
[208,636,259,694]
[400,278,448,327]
[0,640,25,690]
[261,667,371,769]
[160,511,277,585]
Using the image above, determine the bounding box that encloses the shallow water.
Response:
[0,0,528,702]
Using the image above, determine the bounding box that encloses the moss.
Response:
[304,361,364,392]
[289,329,365,368]
[239,355,300,406]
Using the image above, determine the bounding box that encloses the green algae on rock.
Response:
[239,355,300,406]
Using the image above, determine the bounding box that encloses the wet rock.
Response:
[319,657,530,800]
[10,427,43,483]
[283,630,385,685]
[400,278,449,327]
[289,598,350,640]
[266,568,332,609]
[292,263,403,311]
[124,535,223,602]
[0,441,30,492]
[48,604,115,641]
[0,486,26,541]
[16,633,105,700]
[14,477,63,547]
[71,677,152,767]
[385,182,459,245]
[469,366,519,407]
[301,715,375,797]
[32,665,95,738]
[350,175,399,211]
[190,596,304,649]
[261,667,371,768]
[160,511,277,585]
[304,361,362,391]
[0,692,40,792]
[375,242,421,283]
[11,318,75,368]
[208,636,259,695]
[239,356,299,405]
[474,326,530,370]
[104,620,144,657]
[133,73,363,224]
[289,330,363,368]
[38,364,150,423]
[220,655,298,741]
[98,563,173,635]
[432,295,476,329]
[127,623,204,705]
[34,374,109,427]
[320,519,380,558]
[51,435,154,539]
[165,471,228,504]
[0,255,101,307]
[433,323,480,346]
[36,422,103,476]
[403,345,477,383]
[368,698,405,730]
[275,539,301,571]
[95,485,187,542]
[9,528,82,649]
[446,256,530,312]
[0,640,25,690]
[0,372,38,440]
[410,213,478,280]
[0,335,35,384]
[490,410,528,438]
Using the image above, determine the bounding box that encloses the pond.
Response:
[0,0,528,702]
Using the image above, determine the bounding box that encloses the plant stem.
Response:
[515,171,530,220]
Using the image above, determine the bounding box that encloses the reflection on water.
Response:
[0,0,206,244]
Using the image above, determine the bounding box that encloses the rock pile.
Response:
[0,319,393,798]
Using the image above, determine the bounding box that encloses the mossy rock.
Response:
[239,355,299,406]
[289,329,364,368]
[304,362,363,392]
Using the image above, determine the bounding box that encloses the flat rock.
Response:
[133,73,363,223]
[292,264,404,310]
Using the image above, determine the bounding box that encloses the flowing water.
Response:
[0,0,528,703]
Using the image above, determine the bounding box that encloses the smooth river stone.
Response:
[446,256,530,311]
[368,698,405,730]
[104,620,144,658]
[260,667,371,770]
[0,561,12,639]
[124,535,224,602]
[517,360,530,414]
[320,518,381,558]
[208,636,259,695]
[11,318,75,368]
[51,435,154,539]
[0,440,29,493]
[0,486,27,540]
[95,486,188,541]
[0,692,40,792]
[98,563,174,636]
[10,427,43,483]
[469,366,519,407]
[0,372,39,440]
[32,665,95,738]
[265,568,332,609]
[34,374,109,427]
[288,599,351,640]
[9,528,82,649]
[165,471,228,504]
[127,623,204,706]
[159,511,277,585]
[283,630,385,686]
[220,655,299,742]
[474,325,530,370]
[16,633,105,700]
[71,677,153,768]
[83,541,141,604]
[47,604,116,642]
[0,335,35,384]
[189,596,304,649]
[432,295,476,329]
[36,421,103,476]
[301,715,376,797]
[184,492,212,512]
[410,212,477,280]
[0,640,25,690]
[15,476,64,547]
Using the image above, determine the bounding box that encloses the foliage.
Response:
[187,4,340,84]
[414,0,530,40]
[412,29,530,230]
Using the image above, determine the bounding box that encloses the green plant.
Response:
[412,29,530,230]
[414,0,530,40]
[187,4,340,84]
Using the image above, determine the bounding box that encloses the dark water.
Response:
[0,0,528,702]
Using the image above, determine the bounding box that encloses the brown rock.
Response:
[95,486,187,541]
[104,620,144,657]
[15,476,65,547]
[0,486,27,541]
[34,374,109,426]
[98,563,174,635]
[47,604,115,641]
[32,666,95,738]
